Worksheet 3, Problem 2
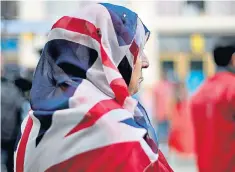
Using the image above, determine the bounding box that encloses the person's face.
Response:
[128,51,149,95]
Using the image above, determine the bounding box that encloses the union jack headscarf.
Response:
[14,3,173,172]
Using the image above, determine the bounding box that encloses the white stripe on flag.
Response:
[48,28,101,53]
[103,66,122,84]
[33,108,147,172]
[140,138,159,163]
[23,115,41,172]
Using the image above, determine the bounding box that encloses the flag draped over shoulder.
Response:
[14,3,173,172]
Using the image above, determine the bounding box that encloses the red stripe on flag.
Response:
[52,16,100,42]
[52,16,117,71]
[65,99,122,137]
[110,78,129,105]
[129,40,139,64]
[45,142,151,172]
[100,44,118,71]
[16,117,33,172]
[145,150,174,172]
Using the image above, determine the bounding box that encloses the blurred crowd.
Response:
[151,69,194,157]
[149,38,235,172]
[1,56,33,172]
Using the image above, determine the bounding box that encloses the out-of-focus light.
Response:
[21,32,34,41]
[190,33,205,53]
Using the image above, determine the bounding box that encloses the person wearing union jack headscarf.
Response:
[14,3,173,172]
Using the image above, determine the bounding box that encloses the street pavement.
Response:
[160,144,197,172]
[168,154,197,172]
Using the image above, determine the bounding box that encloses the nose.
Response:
[141,53,149,68]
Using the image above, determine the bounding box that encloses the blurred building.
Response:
[132,1,235,94]
[1,1,131,68]
[153,1,235,81]
[1,0,235,92]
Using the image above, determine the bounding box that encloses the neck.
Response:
[217,65,235,74]
[226,65,235,74]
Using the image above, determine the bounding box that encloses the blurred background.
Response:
[1,1,235,172]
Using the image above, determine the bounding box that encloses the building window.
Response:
[155,1,182,16]
[158,35,191,53]
[162,61,174,71]
[1,1,19,20]
[182,0,205,16]
[160,60,177,81]
[190,60,203,71]
[186,0,205,12]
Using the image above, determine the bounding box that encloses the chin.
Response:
[128,80,141,95]
[129,86,138,95]
[132,89,138,95]
[132,85,140,95]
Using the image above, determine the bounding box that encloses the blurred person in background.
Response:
[153,70,175,157]
[1,57,25,172]
[168,81,194,157]
[14,3,173,172]
[190,38,235,172]
[15,67,34,119]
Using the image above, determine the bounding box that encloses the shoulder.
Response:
[212,72,235,97]
[212,72,235,84]
[223,73,235,103]
[191,72,235,106]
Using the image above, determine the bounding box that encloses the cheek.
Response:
[130,59,141,84]
[134,58,142,76]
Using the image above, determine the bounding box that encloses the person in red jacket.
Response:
[169,82,194,156]
[190,38,235,172]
